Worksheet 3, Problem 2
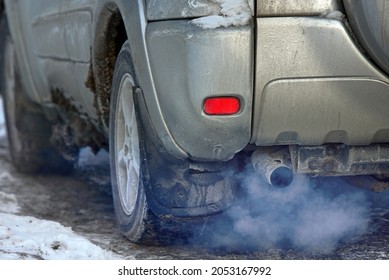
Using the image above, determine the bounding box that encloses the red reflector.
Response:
[203,97,240,115]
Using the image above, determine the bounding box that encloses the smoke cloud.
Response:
[197,166,371,254]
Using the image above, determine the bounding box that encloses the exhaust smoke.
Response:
[195,166,371,254]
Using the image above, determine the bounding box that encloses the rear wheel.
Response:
[109,41,161,244]
[110,41,241,245]
[0,17,73,174]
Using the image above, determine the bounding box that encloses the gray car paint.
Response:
[4,0,188,159]
[3,0,389,163]
[252,17,389,146]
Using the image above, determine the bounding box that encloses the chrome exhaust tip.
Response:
[251,148,294,188]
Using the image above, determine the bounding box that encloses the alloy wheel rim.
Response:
[115,74,140,216]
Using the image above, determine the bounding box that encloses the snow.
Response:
[0,192,20,214]
[190,0,252,29]
[0,213,119,260]
[188,0,210,9]
[0,209,119,260]
[0,161,118,260]
[325,11,345,20]
[0,96,119,260]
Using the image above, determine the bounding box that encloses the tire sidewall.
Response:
[109,41,148,242]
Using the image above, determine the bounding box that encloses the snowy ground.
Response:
[0,213,118,259]
[0,96,119,259]
[0,182,118,260]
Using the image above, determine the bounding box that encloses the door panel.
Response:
[7,0,97,118]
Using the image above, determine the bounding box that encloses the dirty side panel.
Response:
[257,0,342,16]
[253,17,389,146]
[6,0,97,119]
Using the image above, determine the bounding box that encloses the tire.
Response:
[0,17,73,174]
[110,41,241,245]
[109,41,162,244]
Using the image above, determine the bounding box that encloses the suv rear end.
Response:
[146,0,389,189]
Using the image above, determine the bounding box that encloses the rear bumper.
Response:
[146,21,253,161]
[144,6,389,162]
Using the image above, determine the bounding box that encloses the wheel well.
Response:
[85,3,127,128]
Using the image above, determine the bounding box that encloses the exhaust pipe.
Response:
[251,148,294,188]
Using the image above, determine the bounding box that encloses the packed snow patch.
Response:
[0,192,20,214]
[188,0,210,9]
[0,213,118,260]
[325,10,345,20]
[190,0,252,29]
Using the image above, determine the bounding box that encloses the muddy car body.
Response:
[1,0,389,244]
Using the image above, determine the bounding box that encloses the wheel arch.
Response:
[87,2,127,129]
[89,0,188,158]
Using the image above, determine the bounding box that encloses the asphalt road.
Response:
[0,135,388,260]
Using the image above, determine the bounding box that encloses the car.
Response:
[1,0,389,245]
